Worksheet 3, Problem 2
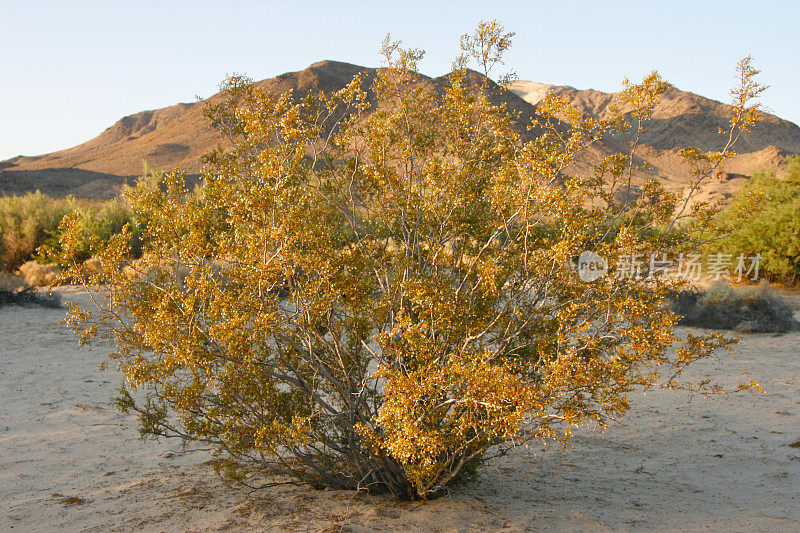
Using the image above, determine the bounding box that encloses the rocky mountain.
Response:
[2,61,798,200]
[508,80,800,202]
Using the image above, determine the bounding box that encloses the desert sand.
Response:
[2,286,799,532]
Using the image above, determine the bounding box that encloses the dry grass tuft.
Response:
[83,256,103,275]
[16,260,61,287]
[59,495,85,506]
[0,271,27,291]
[671,280,800,333]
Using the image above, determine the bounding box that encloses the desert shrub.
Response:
[0,192,77,271]
[0,191,143,273]
[0,286,61,309]
[670,280,799,332]
[39,197,145,267]
[705,155,800,282]
[16,260,62,287]
[0,271,27,291]
[81,198,145,257]
[56,24,764,499]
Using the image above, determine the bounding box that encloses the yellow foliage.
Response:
[55,22,763,499]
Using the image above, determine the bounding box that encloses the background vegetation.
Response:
[706,155,800,282]
[0,183,148,277]
[0,192,76,272]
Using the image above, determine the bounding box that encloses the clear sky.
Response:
[2,0,798,161]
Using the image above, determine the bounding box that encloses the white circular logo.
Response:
[577,251,607,282]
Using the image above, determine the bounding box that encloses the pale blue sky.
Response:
[1,0,798,161]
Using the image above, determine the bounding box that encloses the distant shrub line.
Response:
[0,184,148,275]
[5,155,799,292]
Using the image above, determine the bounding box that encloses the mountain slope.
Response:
[509,80,800,153]
[509,80,800,202]
[1,62,384,180]
[2,61,799,200]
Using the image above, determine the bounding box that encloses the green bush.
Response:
[45,199,145,264]
[708,156,800,282]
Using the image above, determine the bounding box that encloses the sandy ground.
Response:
[1,286,800,532]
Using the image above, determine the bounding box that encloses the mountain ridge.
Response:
[2,60,798,200]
